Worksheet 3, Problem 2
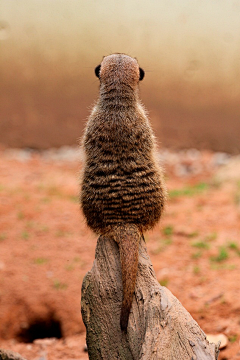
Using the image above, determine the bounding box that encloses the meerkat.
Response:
[80,53,166,332]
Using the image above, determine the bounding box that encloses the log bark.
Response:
[81,235,220,360]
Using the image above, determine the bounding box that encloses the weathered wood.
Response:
[81,235,220,360]
[0,349,27,360]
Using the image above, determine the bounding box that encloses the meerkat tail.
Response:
[113,224,141,332]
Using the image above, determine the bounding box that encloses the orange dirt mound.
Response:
[0,148,240,359]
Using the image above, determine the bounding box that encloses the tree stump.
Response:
[0,349,27,360]
[81,235,220,360]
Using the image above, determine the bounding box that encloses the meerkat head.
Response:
[94,54,145,86]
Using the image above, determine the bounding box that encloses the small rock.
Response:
[206,333,228,349]
[212,152,230,167]
[34,338,57,346]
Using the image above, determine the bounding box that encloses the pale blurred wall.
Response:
[0,0,240,152]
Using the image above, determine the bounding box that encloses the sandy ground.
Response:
[0,147,240,359]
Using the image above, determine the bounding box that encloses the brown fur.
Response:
[80,54,166,331]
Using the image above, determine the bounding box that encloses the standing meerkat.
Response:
[80,53,166,331]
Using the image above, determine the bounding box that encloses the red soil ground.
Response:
[0,148,240,359]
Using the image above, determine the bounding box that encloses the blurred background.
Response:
[1,0,240,153]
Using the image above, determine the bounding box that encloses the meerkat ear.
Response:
[95,65,101,78]
[139,67,145,81]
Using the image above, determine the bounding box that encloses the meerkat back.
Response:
[80,53,166,331]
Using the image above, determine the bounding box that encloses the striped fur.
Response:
[80,54,166,330]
